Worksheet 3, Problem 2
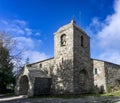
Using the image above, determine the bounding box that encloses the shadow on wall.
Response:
[47,59,73,94]
[106,79,120,93]
[94,85,105,94]
[33,78,52,96]
[47,59,94,94]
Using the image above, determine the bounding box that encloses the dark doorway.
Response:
[34,78,51,95]
[19,75,29,95]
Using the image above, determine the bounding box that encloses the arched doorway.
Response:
[79,69,88,92]
[19,75,29,95]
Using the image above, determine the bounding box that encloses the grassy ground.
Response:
[102,91,120,97]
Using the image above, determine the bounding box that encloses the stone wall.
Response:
[28,58,54,76]
[92,59,107,93]
[93,59,120,93]
[73,24,93,94]
[27,58,54,94]
[54,21,74,94]
[34,77,51,95]
[104,62,120,92]
[15,67,34,96]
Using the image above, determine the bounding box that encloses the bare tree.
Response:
[0,31,25,93]
[0,31,23,74]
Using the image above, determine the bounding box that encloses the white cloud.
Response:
[24,50,48,63]
[0,20,8,25]
[0,19,40,36]
[98,51,120,64]
[13,36,49,64]
[25,28,32,35]
[13,19,26,27]
[14,37,49,64]
[0,18,49,64]
[14,37,34,49]
[88,0,120,64]
[35,32,41,36]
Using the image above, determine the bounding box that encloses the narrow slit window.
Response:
[95,68,97,75]
[81,36,84,47]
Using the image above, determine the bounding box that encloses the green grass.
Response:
[101,91,120,97]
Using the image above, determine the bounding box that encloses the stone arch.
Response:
[61,34,66,46]
[79,69,89,92]
[19,75,29,95]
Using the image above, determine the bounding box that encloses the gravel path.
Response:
[0,95,120,103]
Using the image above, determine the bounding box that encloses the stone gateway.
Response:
[15,20,120,96]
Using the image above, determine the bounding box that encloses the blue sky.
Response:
[0,0,120,64]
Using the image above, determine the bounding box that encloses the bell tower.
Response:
[54,20,74,93]
[54,20,75,62]
[54,20,93,94]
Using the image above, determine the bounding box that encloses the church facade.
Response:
[15,20,120,96]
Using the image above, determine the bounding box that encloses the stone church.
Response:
[15,20,120,96]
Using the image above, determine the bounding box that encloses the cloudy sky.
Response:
[0,0,120,64]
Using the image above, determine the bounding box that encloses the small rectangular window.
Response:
[39,64,42,68]
[95,68,97,75]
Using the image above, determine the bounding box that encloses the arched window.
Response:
[81,35,84,47]
[61,34,66,46]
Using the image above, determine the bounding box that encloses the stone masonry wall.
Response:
[92,59,107,92]
[73,24,93,94]
[15,67,34,96]
[28,58,54,76]
[27,58,54,94]
[104,62,120,92]
[34,78,51,95]
[54,22,74,94]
